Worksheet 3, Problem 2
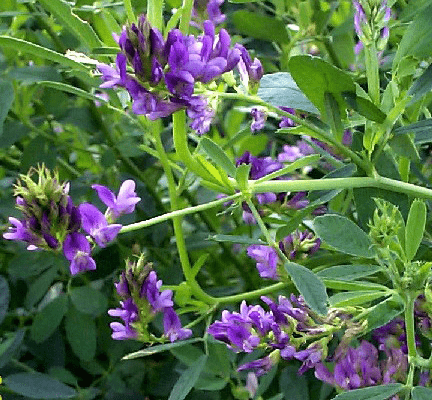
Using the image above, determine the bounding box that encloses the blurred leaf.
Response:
[0,79,13,136]
[322,279,388,291]
[0,120,30,148]
[8,66,62,84]
[168,354,208,400]
[232,11,289,43]
[69,286,108,317]
[208,234,264,245]
[65,305,97,361]
[342,92,386,123]
[312,215,375,258]
[408,62,432,104]
[279,365,309,400]
[317,264,382,280]
[0,329,26,369]
[329,291,387,307]
[21,136,58,171]
[284,261,328,315]
[123,338,202,360]
[24,267,58,309]
[405,199,426,261]
[201,137,236,177]
[4,372,77,399]
[412,386,432,400]
[366,295,405,333]
[30,294,69,344]
[332,383,403,399]
[0,37,89,73]
[257,72,319,113]
[393,2,432,66]
[0,276,10,326]
[288,55,355,119]
[38,0,101,49]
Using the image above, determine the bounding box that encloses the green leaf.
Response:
[408,63,432,104]
[38,0,101,49]
[0,37,89,73]
[257,72,319,113]
[208,234,265,245]
[30,294,69,343]
[405,199,426,261]
[0,79,14,136]
[366,295,405,333]
[200,137,236,177]
[393,2,432,66]
[332,383,403,400]
[388,134,419,161]
[0,276,10,326]
[312,215,375,258]
[25,266,58,309]
[21,135,58,171]
[38,81,105,103]
[342,91,386,123]
[279,365,309,400]
[122,338,203,359]
[284,261,328,315]
[412,386,432,400]
[324,91,344,141]
[8,66,62,84]
[235,163,251,191]
[322,279,388,291]
[4,372,77,399]
[394,119,432,145]
[288,55,355,120]
[232,11,290,43]
[64,305,96,361]
[0,329,25,369]
[317,264,382,280]
[69,286,108,317]
[329,291,387,307]
[168,354,208,400]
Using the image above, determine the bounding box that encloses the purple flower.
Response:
[163,307,193,342]
[78,203,122,248]
[140,270,174,313]
[250,108,267,132]
[236,44,263,94]
[186,96,215,135]
[97,53,128,89]
[92,180,141,219]
[238,356,273,377]
[279,230,321,261]
[279,107,296,128]
[247,245,279,280]
[192,0,226,27]
[63,232,96,275]
[109,322,138,340]
[3,217,39,248]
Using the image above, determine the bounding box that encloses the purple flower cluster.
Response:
[108,258,192,342]
[192,0,225,28]
[98,15,261,134]
[247,230,321,280]
[3,166,140,275]
[353,0,391,53]
[315,339,407,391]
[208,294,333,377]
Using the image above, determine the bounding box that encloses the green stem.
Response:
[249,175,432,200]
[405,292,417,360]
[364,42,380,105]
[124,0,135,22]
[153,130,215,304]
[120,192,242,233]
[217,282,288,304]
[172,110,217,182]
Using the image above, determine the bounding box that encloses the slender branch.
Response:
[120,192,242,232]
